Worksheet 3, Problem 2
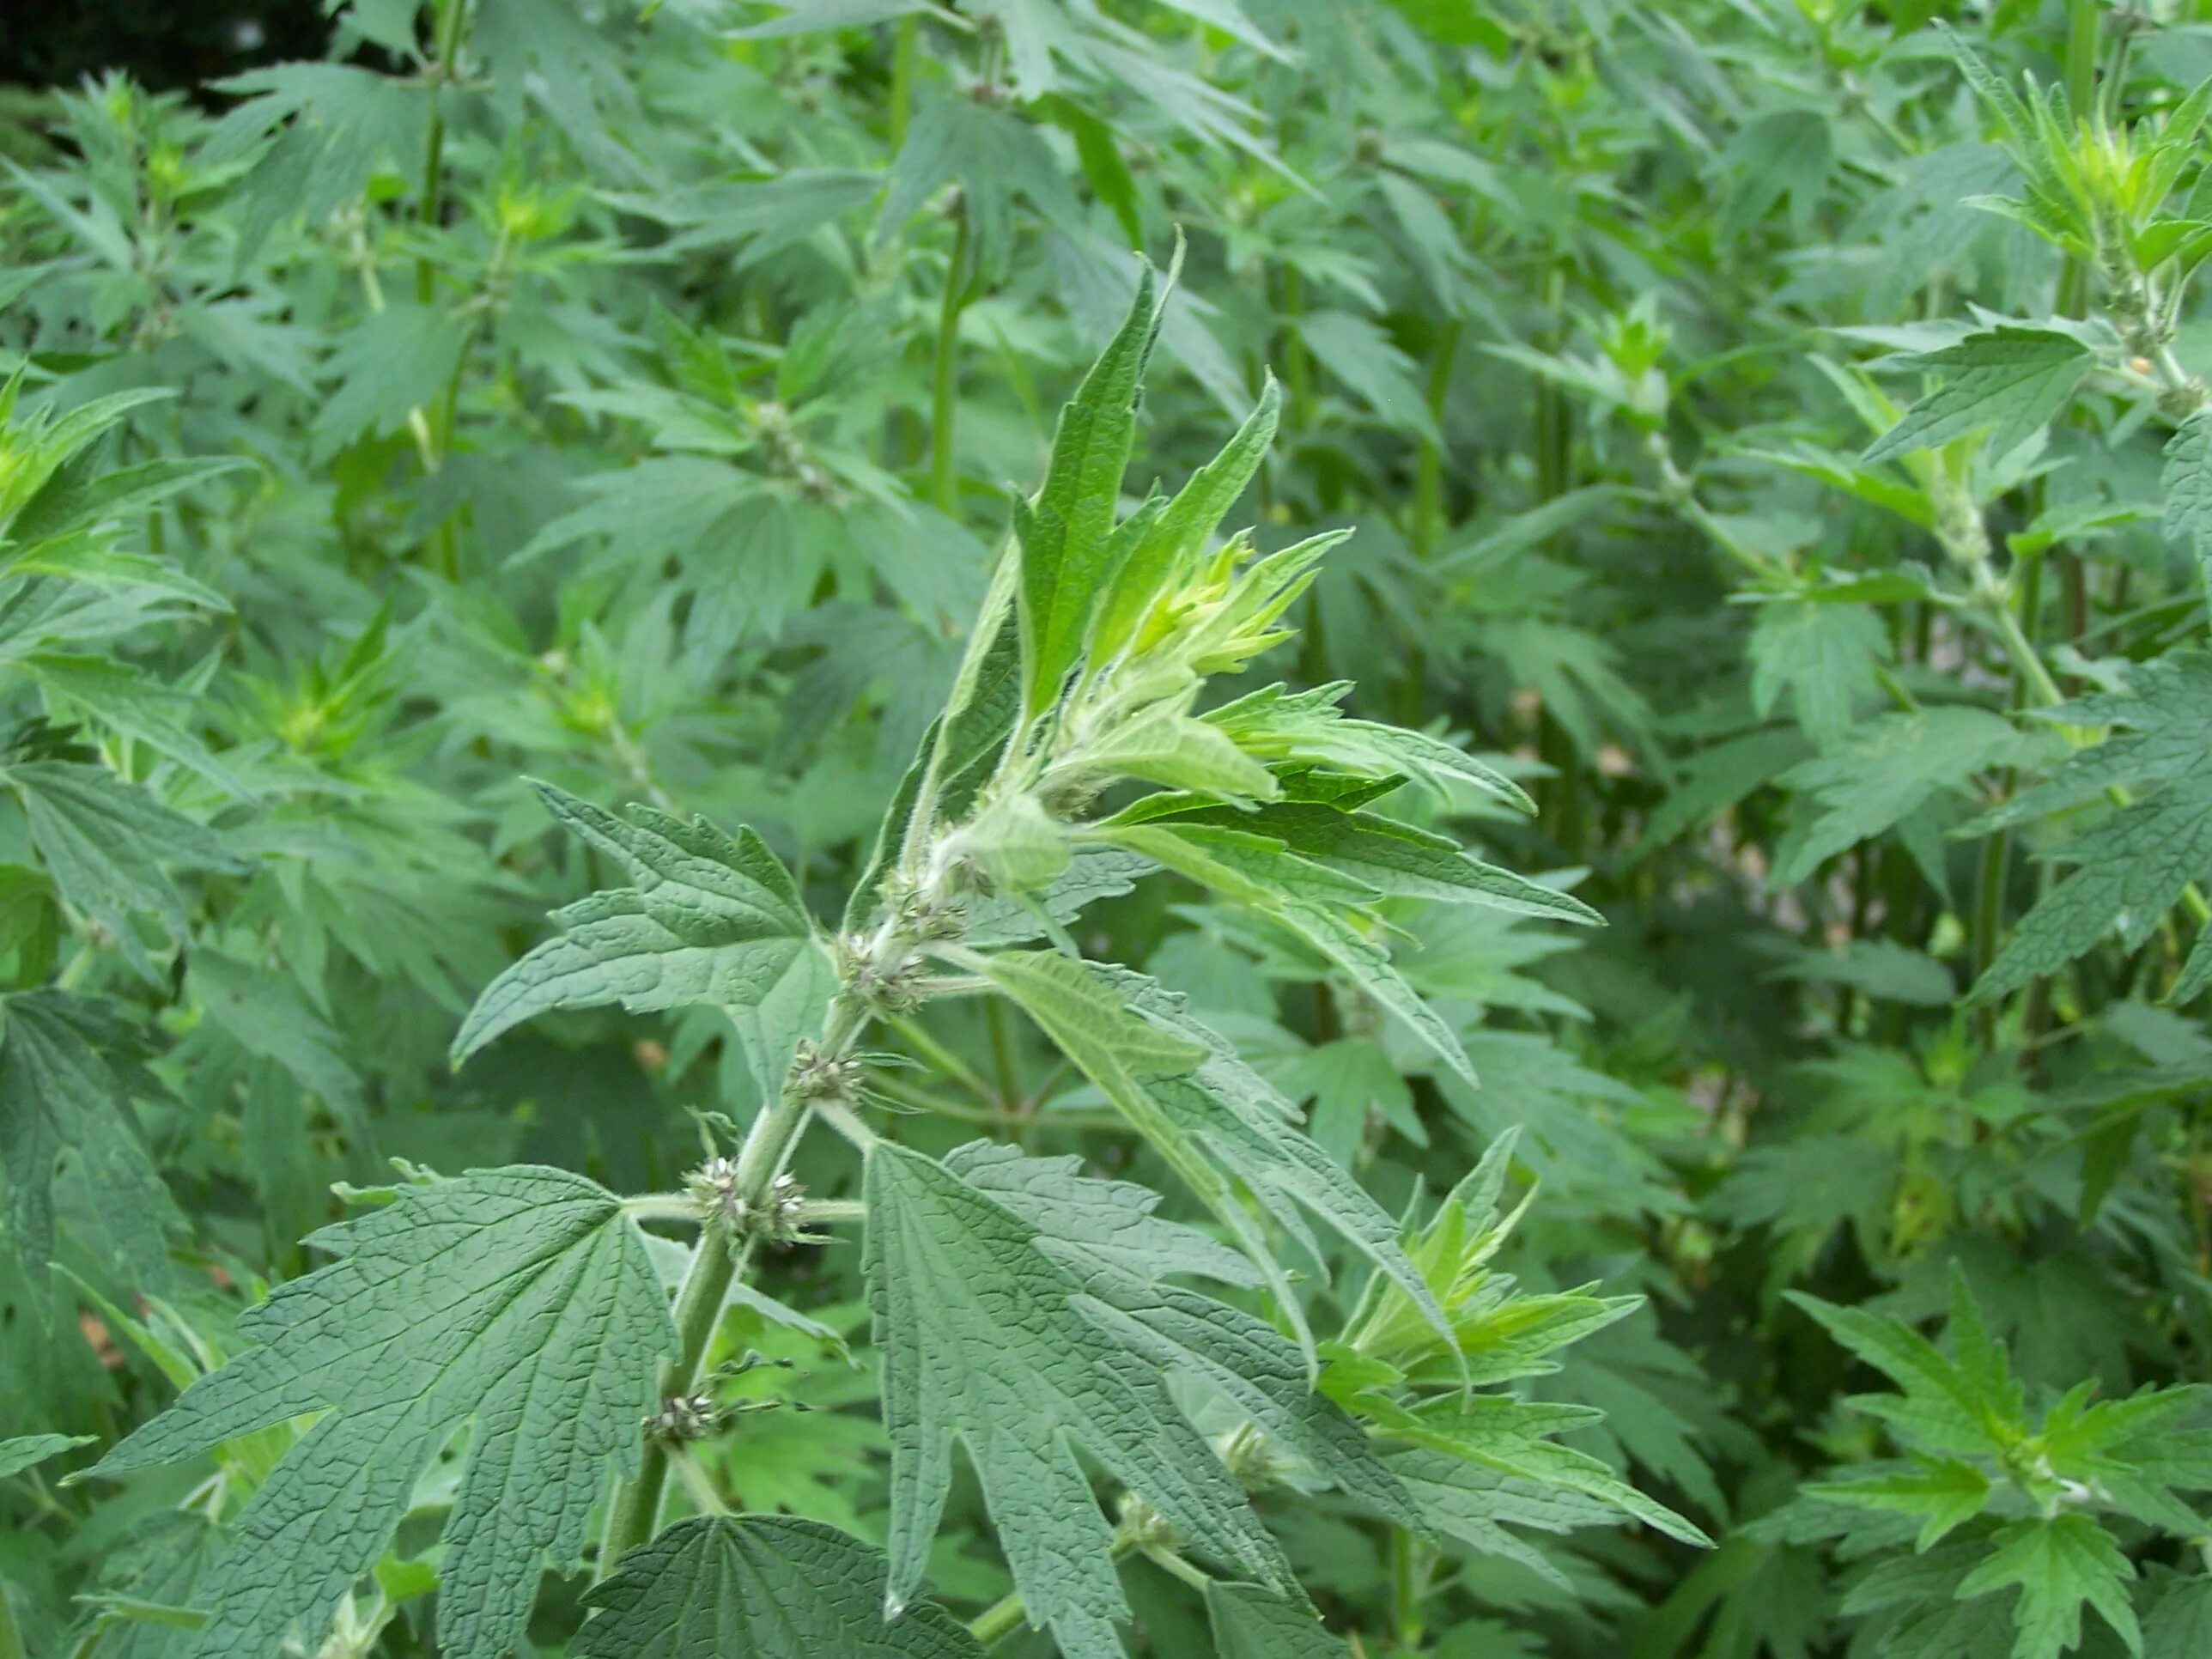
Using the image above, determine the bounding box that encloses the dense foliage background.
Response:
[10,0,2212,1654]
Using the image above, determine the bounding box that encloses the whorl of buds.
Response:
[1215,1421,1290,1492]
[787,1039,860,1103]
[684,1158,808,1245]
[2159,376,2207,421]
[646,1392,719,1443]
[1115,1492,1181,1553]
[834,932,930,1012]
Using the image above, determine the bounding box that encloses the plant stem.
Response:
[1412,319,1460,559]
[599,1038,830,1565]
[967,1505,1147,1644]
[890,15,918,147]
[968,1589,1028,1648]
[931,207,971,517]
[1389,1525,1429,1649]
[985,996,1023,1108]
[1139,1543,1212,1593]
[0,1579,22,1659]
[868,1068,1121,1131]
[416,0,471,305]
[884,1011,997,1103]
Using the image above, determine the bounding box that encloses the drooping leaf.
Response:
[1206,1581,1348,1658]
[0,989,178,1285]
[578,1516,983,1658]
[1955,1515,2140,1659]
[5,760,242,961]
[971,950,1450,1362]
[453,783,830,1098]
[1863,325,2096,463]
[0,1430,92,1479]
[94,1168,676,1659]
[863,1139,1294,1658]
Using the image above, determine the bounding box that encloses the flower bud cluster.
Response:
[834,932,930,1012]
[684,1158,808,1245]
[787,1039,860,1103]
[646,1392,719,1444]
[1115,1492,1180,1553]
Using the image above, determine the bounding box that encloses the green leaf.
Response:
[1747,600,1892,749]
[949,790,1074,895]
[203,64,429,256]
[1206,1582,1347,1658]
[453,783,829,1097]
[1364,1396,1711,1547]
[1956,1515,2140,1659]
[1388,1448,1619,1587]
[5,759,242,959]
[1203,681,1534,811]
[1808,1457,1990,1549]
[578,1516,983,1657]
[2147,1578,2212,1659]
[1723,109,1832,237]
[1863,325,2094,463]
[1281,1036,1421,1164]
[94,1167,677,1659]
[1297,312,1437,438]
[0,989,178,1285]
[863,1139,1295,1657]
[973,951,1451,1362]
[309,304,468,460]
[27,656,246,795]
[1095,820,1479,1083]
[878,97,1076,276]
[1785,1291,2019,1456]
[848,580,1024,932]
[943,1139,1257,1287]
[1773,707,2027,884]
[951,1140,1420,1527]
[1017,264,1165,717]
[1075,707,1281,803]
[2162,407,2212,602]
[1090,379,1280,665]
[1133,799,1601,926]
[1970,778,2212,1006]
[0,1431,92,1479]
[964,847,1154,949]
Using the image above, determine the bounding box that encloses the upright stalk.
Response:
[890,15,919,147]
[931,207,972,516]
[601,989,874,1565]
[1402,320,1461,723]
[1411,319,1460,559]
[417,0,471,305]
